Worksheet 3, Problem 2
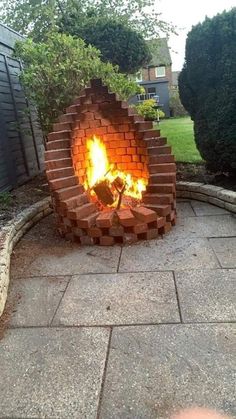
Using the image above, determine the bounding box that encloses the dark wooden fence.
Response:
[0,52,45,192]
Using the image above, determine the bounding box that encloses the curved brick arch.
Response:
[45,79,176,245]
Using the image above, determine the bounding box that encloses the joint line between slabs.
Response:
[172,271,183,323]
[49,276,72,326]
[116,245,123,273]
[96,327,113,419]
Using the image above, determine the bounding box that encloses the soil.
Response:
[176,163,236,192]
[0,173,49,229]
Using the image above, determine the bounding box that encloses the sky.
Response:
[157,0,236,71]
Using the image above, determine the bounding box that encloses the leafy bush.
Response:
[179,8,236,173]
[14,32,140,134]
[169,88,188,117]
[134,99,165,121]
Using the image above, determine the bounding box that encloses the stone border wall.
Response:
[0,197,52,317]
[176,182,236,213]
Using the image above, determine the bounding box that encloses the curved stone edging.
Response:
[0,197,52,317]
[176,181,236,213]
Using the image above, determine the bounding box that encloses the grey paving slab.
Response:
[171,214,236,238]
[209,237,236,268]
[8,276,70,327]
[53,272,180,326]
[0,327,109,418]
[100,324,236,419]
[11,241,121,277]
[175,269,236,322]
[176,202,195,217]
[119,237,220,272]
[191,201,229,216]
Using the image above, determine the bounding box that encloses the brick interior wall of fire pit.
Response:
[45,79,176,245]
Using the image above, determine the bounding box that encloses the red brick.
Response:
[100,236,115,246]
[77,212,99,228]
[45,149,70,160]
[72,227,86,237]
[145,228,159,240]
[125,132,135,140]
[131,206,157,223]
[88,227,102,237]
[116,148,126,155]
[122,155,132,163]
[109,225,124,236]
[46,167,74,181]
[132,221,148,235]
[118,124,129,132]
[123,233,138,244]
[48,130,71,141]
[49,175,78,191]
[55,185,84,201]
[117,209,136,227]
[96,210,115,228]
[46,139,70,150]
[132,155,140,162]
[68,203,97,220]
[80,236,96,245]
[159,222,172,235]
[89,120,101,128]
[127,147,136,155]
[60,193,88,210]
[79,121,90,129]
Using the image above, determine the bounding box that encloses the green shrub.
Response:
[179,8,236,173]
[62,18,151,74]
[134,99,165,121]
[14,32,140,134]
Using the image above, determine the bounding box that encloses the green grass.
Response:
[157,117,203,163]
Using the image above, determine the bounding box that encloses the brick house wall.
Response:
[142,66,172,85]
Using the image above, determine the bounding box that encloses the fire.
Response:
[85,135,147,204]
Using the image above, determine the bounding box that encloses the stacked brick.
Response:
[45,78,176,245]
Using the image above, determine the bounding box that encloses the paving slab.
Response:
[10,215,121,276]
[7,276,70,327]
[176,202,195,217]
[175,269,236,322]
[191,201,229,216]
[100,324,236,419]
[209,237,236,268]
[11,240,121,279]
[119,237,220,272]
[0,327,109,418]
[53,272,180,326]
[171,214,236,238]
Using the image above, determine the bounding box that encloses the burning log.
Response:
[93,180,114,206]
[113,176,126,210]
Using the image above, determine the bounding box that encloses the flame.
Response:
[86,135,147,202]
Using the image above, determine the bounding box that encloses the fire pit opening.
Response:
[45,78,176,245]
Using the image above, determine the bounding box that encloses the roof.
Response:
[145,38,172,67]
[172,71,180,86]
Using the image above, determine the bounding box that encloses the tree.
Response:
[63,18,151,73]
[14,32,140,134]
[0,0,175,42]
[179,8,236,173]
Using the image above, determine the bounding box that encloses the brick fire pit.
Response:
[45,79,176,245]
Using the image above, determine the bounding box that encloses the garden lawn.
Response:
[157,117,203,163]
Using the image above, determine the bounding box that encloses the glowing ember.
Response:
[85,135,147,204]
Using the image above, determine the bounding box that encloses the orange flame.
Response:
[86,135,147,202]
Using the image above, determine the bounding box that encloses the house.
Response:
[132,38,172,117]
[0,23,44,192]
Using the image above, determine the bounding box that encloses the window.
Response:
[135,71,142,82]
[155,66,166,78]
